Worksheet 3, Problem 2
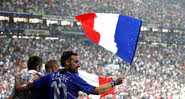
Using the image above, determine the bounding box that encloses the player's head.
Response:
[27,56,43,71]
[45,59,60,73]
[60,51,80,73]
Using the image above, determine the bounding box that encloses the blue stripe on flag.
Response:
[115,15,142,64]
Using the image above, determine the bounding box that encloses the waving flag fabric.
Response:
[75,13,142,64]
[79,70,116,99]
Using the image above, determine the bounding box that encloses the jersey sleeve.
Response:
[33,73,51,89]
[71,74,96,95]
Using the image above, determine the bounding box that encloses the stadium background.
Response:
[0,0,185,98]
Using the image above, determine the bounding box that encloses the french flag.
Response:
[75,13,142,64]
[79,70,116,99]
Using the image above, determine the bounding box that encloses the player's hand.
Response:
[115,76,126,85]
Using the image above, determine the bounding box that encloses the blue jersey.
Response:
[34,71,96,99]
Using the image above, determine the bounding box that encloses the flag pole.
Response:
[124,66,132,76]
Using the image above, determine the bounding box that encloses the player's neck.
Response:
[58,68,71,74]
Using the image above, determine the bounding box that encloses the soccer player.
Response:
[13,56,43,99]
[38,59,60,99]
[16,51,124,99]
[45,59,60,74]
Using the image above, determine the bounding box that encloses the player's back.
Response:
[50,72,79,99]
[35,70,95,99]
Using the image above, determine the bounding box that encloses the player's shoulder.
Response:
[28,70,43,76]
[68,73,83,80]
[16,71,31,80]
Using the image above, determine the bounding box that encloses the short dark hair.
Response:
[60,51,78,67]
[27,56,42,70]
[45,60,60,72]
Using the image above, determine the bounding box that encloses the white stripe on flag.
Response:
[94,13,119,54]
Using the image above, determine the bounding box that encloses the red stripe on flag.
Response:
[75,13,100,44]
[98,76,116,98]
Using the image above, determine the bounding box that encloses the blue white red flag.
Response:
[75,13,142,64]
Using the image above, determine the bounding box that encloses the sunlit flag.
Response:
[75,12,142,64]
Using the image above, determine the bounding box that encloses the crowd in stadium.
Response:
[0,35,185,98]
[0,0,185,98]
